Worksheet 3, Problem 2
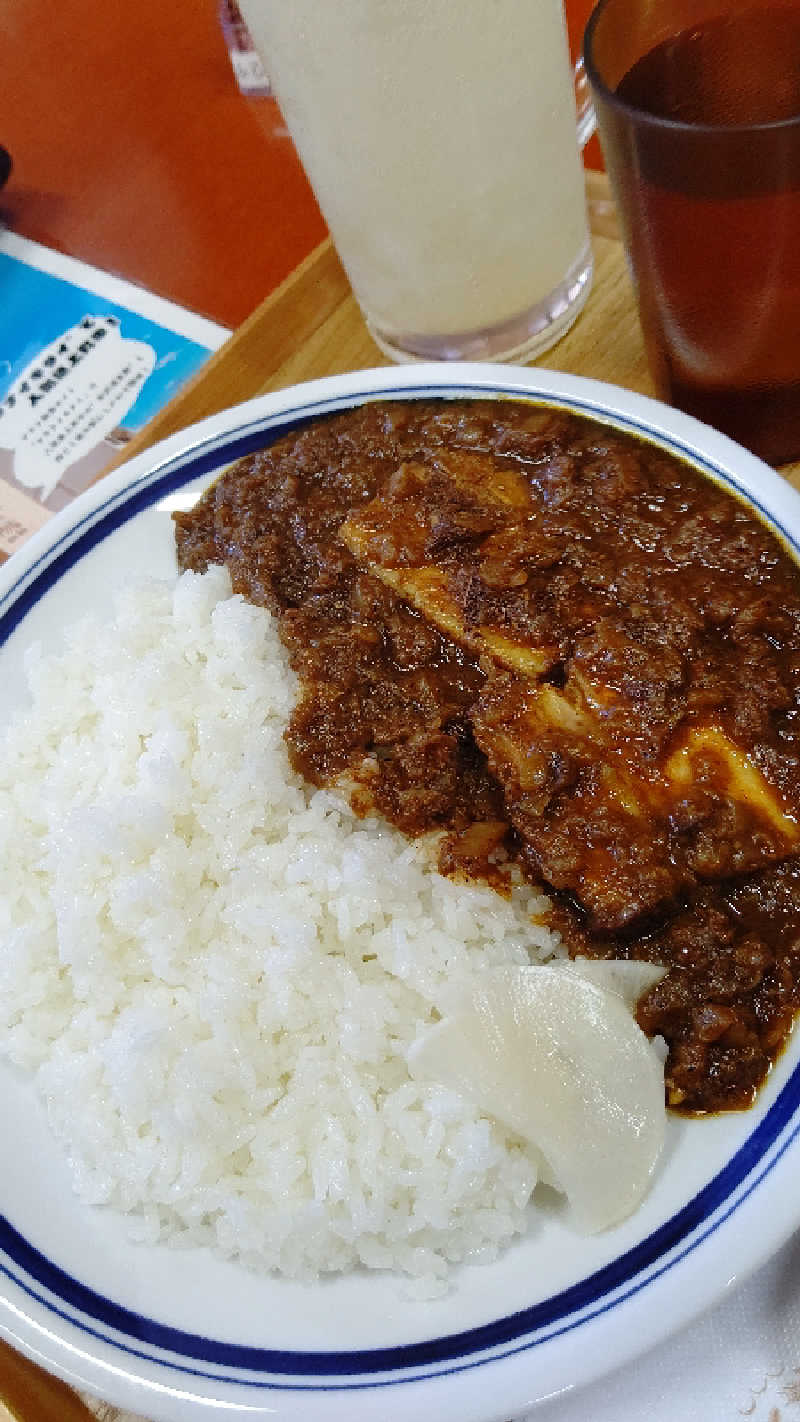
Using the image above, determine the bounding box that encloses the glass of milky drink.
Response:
[585,0,800,465]
[238,0,595,363]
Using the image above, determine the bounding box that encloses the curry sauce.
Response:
[174,398,800,1114]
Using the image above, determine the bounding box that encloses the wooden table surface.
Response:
[3,168,799,1422]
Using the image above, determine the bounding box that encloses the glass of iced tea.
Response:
[238,0,595,364]
[584,0,800,465]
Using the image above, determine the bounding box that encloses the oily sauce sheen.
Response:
[174,399,800,1114]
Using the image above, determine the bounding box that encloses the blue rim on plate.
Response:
[2,374,800,1399]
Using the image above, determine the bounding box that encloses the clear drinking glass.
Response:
[240,0,595,364]
[584,0,800,465]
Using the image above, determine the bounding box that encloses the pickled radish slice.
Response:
[558,957,665,1011]
[408,965,665,1232]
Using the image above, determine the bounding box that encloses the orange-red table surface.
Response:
[0,0,601,330]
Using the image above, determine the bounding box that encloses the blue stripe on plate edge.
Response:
[2,381,798,1387]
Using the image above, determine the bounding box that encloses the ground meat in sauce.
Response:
[174,399,800,1115]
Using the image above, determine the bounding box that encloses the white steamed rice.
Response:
[0,565,563,1286]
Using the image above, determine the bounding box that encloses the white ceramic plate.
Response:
[2,364,800,1422]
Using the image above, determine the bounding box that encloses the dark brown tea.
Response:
[617,7,800,125]
[608,5,800,464]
